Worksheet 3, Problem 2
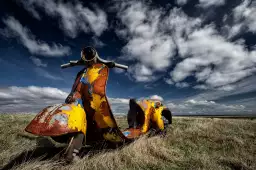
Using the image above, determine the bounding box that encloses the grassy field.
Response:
[0,114,255,170]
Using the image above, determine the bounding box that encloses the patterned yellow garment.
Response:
[60,104,87,135]
[138,99,165,133]
[82,64,117,128]
[25,63,121,140]
[81,63,124,142]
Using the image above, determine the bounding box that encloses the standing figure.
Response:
[25,46,129,163]
[63,46,120,161]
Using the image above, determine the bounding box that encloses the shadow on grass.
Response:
[1,129,163,170]
[219,159,253,170]
[1,137,124,170]
[1,137,65,170]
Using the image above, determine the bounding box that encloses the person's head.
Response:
[81,46,98,66]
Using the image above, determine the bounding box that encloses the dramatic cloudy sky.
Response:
[0,0,255,115]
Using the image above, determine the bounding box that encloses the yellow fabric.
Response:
[138,99,165,133]
[152,107,164,130]
[86,66,102,83]
[141,105,151,133]
[68,64,124,142]
[90,93,116,128]
[61,104,87,135]
[85,64,116,129]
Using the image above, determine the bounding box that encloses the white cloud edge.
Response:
[1,16,71,57]
[0,86,253,114]
[114,0,256,95]
[18,0,108,38]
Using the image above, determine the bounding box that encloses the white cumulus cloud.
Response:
[34,68,63,80]
[109,98,130,104]
[176,0,190,6]
[175,82,189,88]
[115,1,176,82]
[114,1,256,92]
[91,36,105,48]
[2,16,71,57]
[164,78,174,85]
[0,86,133,114]
[18,0,108,38]
[0,86,68,113]
[170,25,256,88]
[128,64,156,82]
[198,0,226,8]
[223,0,256,38]
[165,99,247,115]
[30,56,47,67]
[190,76,256,101]
[233,0,256,33]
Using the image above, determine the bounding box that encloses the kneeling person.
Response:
[125,98,172,136]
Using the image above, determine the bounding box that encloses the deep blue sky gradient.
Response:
[0,0,255,114]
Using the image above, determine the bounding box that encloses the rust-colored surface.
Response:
[92,64,108,96]
[79,64,114,124]
[25,63,130,142]
[74,63,128,141]
[134,99,167,133]
[25,104,73,136]
[25,104,85,136]
[122,128,143,139]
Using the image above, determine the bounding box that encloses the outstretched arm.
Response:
[65,68,85,104]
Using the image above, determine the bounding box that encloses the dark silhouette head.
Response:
[81,46,98,66]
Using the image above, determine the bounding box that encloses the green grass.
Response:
[0,114,255,170]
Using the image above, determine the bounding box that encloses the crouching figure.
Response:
[122,98,172,138]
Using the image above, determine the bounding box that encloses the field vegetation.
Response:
[0,114,255,170]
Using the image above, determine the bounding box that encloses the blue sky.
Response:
[0,0,255,115]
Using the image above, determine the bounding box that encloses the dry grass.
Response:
[0,114,255,170]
